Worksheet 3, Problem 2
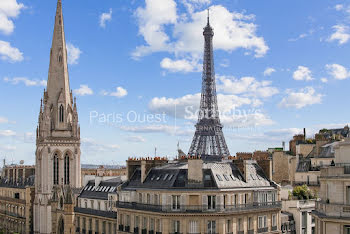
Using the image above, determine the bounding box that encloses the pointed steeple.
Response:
[46,0,71,109]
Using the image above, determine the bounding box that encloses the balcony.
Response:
[293,181,320,186]
[74,207,117,219]
[314,201,350,218]
[271,226,277,231]
[258,227,268,233]
[116,201,281,214]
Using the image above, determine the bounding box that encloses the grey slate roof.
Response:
[79,178,122,200]
[122,160,274,190]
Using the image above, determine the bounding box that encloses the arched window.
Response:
[59,105,64,123]
[53,154,59,185]
[64,154,70,185]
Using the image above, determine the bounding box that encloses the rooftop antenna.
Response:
[177,141,180,150]
[155,147,157,157]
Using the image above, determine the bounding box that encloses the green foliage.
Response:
[319,128,329,133]
[292,184,315,200]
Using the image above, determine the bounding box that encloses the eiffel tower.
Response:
[188,11,230,158]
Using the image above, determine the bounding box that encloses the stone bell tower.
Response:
[34,0,81,233]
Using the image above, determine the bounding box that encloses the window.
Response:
[244,194,248,204]
[147,194,151,204]
[139,193,142,203]
[208,195,216,210]
[216,174,223,181]
[248,217,253,230]
[95,220,99,232]
[272,192,276,202]
[82,218,86,231]
[89,219,92,231]
[207,220,216,234]
[172,220,180,233]
[59,105,64,122]
[53,154,59,185]
[302,211,307,234]
[98,201,101,210]
[272,214,277,227]
[84,200,87,208]
[90,200,94,209]
[102,221,106,234]
[135,216,139,228]
[238,218,243,231]
[189,221,199,234]
[226,220,231,233]
[126,215,131,227]
[223,174,229,181]
[150,218,155,232]
[64,154,70,185]
[143,217,147,229]
[258,216,267,229]
[172,195,180,210]
[154,194,159,205]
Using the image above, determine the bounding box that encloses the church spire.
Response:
[46,0,71,108]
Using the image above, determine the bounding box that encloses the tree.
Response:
[292,185,315,200]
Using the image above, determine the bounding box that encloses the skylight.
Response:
[223,174,229,181]
[216,174,223,181]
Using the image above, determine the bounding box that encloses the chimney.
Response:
[282,141,285,151]
[257,159,273,181]
[187,158,203,184]
[244,160,250,182]
[141,160,147,183]
[304,128,306,141]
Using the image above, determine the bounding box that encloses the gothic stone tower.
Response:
[188,12,230,157]
[34,0,81,233]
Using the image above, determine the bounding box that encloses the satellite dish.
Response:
[20,160,24,165]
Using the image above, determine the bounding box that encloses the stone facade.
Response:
[312,139,350,234]
[33,0,81,233]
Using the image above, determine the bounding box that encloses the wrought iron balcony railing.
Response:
[116,201,281,213]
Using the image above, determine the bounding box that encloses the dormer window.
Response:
[59,105,64,122]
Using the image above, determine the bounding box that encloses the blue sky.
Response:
[1,0,350,165]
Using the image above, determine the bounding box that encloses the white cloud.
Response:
[160,57,200,73]
[293,66,313,81]
[0,117,15,124]
[328,25,350,45]
[149,92,274,127]
[73,85,93,96]
[182,0,211,13]
[81,138,120,153]
[279,87,322,109]
[100,8,112,28]
[120,125,179,135]
[0,145,16,151]
[133,3,268,60]
[101,87,128,98]
[0,129,16,137]
[66,42,82,65]
[3,77,46,87]
[335,4,344,11]
[263,67,276,76]
[326,63,350,80]
[125,135,146,142]
[0,40,23,62]
[321,78,328,83]
[0,0,24,35]
[217,76,279,98]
